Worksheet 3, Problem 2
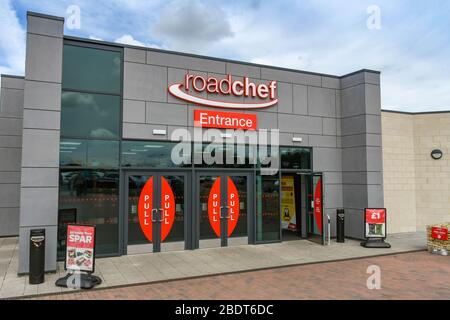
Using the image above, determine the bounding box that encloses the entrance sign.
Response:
[208,177,240,237]
[169,73,278,109]
[138,177,176,242]
[65,224,96,273]
[194,109,257,130]
[364,208,386,238]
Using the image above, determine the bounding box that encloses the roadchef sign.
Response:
[65,224,96,273]
[168,73,278,109]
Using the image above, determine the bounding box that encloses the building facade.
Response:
[0,12,384,274]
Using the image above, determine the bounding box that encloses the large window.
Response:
[58,43,122,259]
[280,147,311,170]
[62,44,121,94]
[61,92,120,139]
[121,141,190,168]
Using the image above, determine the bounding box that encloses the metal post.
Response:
[327,214,331,246]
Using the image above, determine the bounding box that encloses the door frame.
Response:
[193,169,255,249]
[307,172,324,245]
[121,169,192,255]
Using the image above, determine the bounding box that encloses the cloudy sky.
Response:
[1,0,449,112]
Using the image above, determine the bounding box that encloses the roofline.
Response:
[382,109,450,115]
[63,35,380,79]
[27,11,65,22]
[1,74,24,79]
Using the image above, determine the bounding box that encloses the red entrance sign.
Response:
[431,227,448,240]
[208,177,240,237]
[138,177,176,242]
[194,109,257,130]
[66,224,96,273]
[365,208,386,224]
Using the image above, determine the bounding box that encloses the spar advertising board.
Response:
[364,208,387,239]
[65,224,96,273]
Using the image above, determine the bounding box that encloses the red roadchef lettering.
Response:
[208,177,240,237]
[194,109,257,130]
[168,73,278,109]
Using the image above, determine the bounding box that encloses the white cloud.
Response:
[0,0,26,75]
[114,34,161,49]
[153,0,233,52]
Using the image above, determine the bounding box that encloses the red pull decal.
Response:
[208,177,240,237]
[227,177,239,237]
[160,177,175,242]
[314,177,322,235]
[208,178,221,237]
[138,176,154,242]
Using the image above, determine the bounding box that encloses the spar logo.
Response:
[168,73,278,109]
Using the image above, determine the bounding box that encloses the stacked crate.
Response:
[427,223,450,255]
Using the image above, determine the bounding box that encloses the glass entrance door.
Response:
[307,173,324,244]
[126,173,187,254]
[197,172,250,249]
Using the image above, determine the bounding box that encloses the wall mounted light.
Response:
[431,149,443,160]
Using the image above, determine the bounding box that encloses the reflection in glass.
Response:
[62,44,121,94]
[280,147,311,170]
[121,141,191,168]
[59,139,119,168]
[57,169,120,259]
[256,173,280,242]
[61,91,120,139]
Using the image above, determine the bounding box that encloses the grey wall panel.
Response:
[23,109,60,130]
[1,76,25,90]
[124,48,146,64]
[343,184,368,209]
[19,187,58,227]
[0,172,21,184]
[321,76,340,89]
[123,99,145,123]
[324,184,343,208]
[365,114,382,134]
[0,148,22,171]
[27,14,63,38]
[276,82,293,114]
[260,68,321,86]
[278,114,322,135]
[167,67,188,104]
[364,72,380,85]
[0,208,20,236]
[0,118,22,135]
[123,123,168,140]
[226,62,260,78]
[21,129,60,168]
[341,147,367,172]
[249,111,278,130]
[123,62,167,102]
[344,209,365,239]
[18,226,57,273]
[366,146,383,171]
[367,184,384,208]
[0,184,21,208]
[146,102,188,126]
[322,117,337,136]
[309,135,337,148]
[365,84,381,115]
[313,147,342,172]
[23,81,61,111]
[21,168,59,188]
[341,115,366,136]
[147,51,225,74]
[25,34,63,83]
[341,84,365,117]
[292,85,307,115]
[0,136,22,148]
[307,87,336,117]
[340,72,364,89]
[0,88,24,117]
[323,171,342,185]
